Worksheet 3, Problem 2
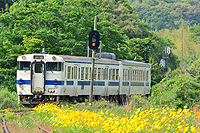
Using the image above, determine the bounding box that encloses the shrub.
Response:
[149,58,200,109]
[0,88,21,109]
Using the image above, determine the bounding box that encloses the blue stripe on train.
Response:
[17,80,30,85]
[46,80,64,85]
[109,82,119,86]
[17,80,149,87]
[17,80,64,85]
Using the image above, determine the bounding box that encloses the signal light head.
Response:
[89,30,100,50]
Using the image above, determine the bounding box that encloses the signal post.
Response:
[89,16,100,105]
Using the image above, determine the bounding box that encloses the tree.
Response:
[158,21,200,57]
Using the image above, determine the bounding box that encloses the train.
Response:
[17,51,151,107]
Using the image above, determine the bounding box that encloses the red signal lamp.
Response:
[20,78,22,80]
[55,79,57,81]
[92,43,96,46]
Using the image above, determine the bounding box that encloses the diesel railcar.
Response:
[17,53,151,106]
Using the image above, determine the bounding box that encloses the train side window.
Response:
[85,67,89,80]
[17,61,31,70]
[103,68,108,80]
[138,70,140,81]
[141,70,143,81]
[100,68,103,80]
[132,70,135,81]
[135,70,138,81]
[94,68,97,80]
[71,66,74,79]
[123,69,125,80]
[128,69,130,80]
[142,70,144,81]
[146,71,149,81]
[81,67,84,80]
[109,69,112,80]
[112,69,115,81]
[98,68,101,80]
[125,69,128,81]
[67,66,71,79]
[116,69,119,80]
[131,70,133,81]
[139,70,142,81]
[89,67,91,80]
[74,66,77,79]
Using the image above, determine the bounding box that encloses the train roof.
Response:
[57,55,119,63]
[57,55,150,66]
[17,54,151,67]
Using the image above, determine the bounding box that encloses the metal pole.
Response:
[99,41,102,59]
[94,16,97,31]
[89,50,95,105]
[89,16,98,106]
[87,45,89,57]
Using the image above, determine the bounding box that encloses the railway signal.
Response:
[161,46,170,72]
[89,30,100,50]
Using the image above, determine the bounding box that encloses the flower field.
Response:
[33,103,200,133]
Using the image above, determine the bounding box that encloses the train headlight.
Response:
[22,56,26,60]
[52,56,56,60]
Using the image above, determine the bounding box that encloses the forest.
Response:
[0,0,200,108]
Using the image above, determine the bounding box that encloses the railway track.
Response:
[1,110,51,133]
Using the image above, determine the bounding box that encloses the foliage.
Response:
[0,0,13,11]
[150,58,200,109]
[0,88,21,109]
[0,0,180,91]
[158,21,200,57]
[130,0,200,30]
[190,23,200,44]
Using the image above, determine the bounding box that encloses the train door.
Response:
[31,62,45,94]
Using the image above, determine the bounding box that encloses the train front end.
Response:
[17,54,64,107]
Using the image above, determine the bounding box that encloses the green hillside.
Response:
[129,0,200,30]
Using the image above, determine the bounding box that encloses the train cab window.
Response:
[17,61,31,70]
[35,64,43,73]
[46,62,63,71]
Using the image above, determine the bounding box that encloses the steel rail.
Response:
[2,118,9,133]
[30,117,51,133]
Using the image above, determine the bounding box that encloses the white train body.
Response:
[17,53,151,105]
